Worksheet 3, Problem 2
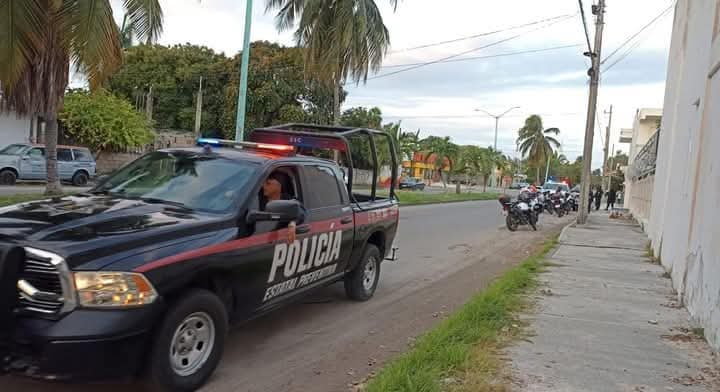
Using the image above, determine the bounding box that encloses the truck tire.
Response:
[345,244,381,301]
[147,289,228,392]
[72,171,89,186]
[0,169,17,185]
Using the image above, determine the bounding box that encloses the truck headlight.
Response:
[74,272,158,308]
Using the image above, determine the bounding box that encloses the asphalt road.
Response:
[6,200,570,392]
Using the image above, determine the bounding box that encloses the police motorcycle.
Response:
[499,190,539,232]
[549,190,568,217]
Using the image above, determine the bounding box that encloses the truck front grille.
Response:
[17,248,75,315]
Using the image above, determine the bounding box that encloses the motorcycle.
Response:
[550,193,566,217]
[499,194,538,232]
[567,193,578,212]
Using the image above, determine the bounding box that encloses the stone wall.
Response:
[95,130,197,174]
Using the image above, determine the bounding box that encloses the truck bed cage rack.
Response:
[250,123,397,204]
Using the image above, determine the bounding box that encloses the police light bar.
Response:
[196,138,295,153]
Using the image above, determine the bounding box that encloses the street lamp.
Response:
[474,106,520,188]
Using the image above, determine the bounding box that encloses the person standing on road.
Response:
[594,187,603,211]
[588,188,594,213]
[606,188,617,210]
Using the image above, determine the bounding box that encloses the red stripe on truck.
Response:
[134,215,353,272]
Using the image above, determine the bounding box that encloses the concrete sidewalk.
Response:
[510,213,719,392]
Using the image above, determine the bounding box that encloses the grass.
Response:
[364,237,559,392]
[692,328,705,339]
[394,190,499,206]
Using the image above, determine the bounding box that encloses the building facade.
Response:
[0,112,33,148]
[647,0,720,350]
[621,108,662,227]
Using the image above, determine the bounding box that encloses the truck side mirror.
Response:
[246,200,304,224]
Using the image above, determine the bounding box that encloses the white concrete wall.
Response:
[626,175,654,229]
[0,112,31,148]
[649,0,720,351]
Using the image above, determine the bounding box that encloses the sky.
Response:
[110,0,675,170]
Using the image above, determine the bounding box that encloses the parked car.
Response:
[399,177,426,191]
[0,144,96,186]
[0,125,400,391]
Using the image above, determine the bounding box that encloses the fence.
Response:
[628,129,659,180]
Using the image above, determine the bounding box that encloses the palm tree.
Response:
[266,0,397,124]
[420,136,458,189]
[517,115,561,185]
[1,1,163,195]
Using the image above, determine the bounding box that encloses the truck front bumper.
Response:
[2,303,164,381]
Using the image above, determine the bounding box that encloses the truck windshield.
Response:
[93,151,258,213]
[0,144,30,155]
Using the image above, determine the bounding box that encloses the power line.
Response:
[224,44,580,76]
[382,112,584,119]
[381,44,581,69]
[601,3,674,65]
[390,14,574,53]
[577,0,593,54]
[603,38,643,73]
[366,14,577,81]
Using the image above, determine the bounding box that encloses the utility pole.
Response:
[603,105,613,191]
[475,106,520,189]
[578,0,606,225]
[194,76,203,136]
[235,0,253,142]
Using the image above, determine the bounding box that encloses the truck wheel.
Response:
[0,169,17,185]
[147,289,228,392]
[72,171,89,186]
[345,244,381,301]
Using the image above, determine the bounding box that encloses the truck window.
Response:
[373,133,394,199]
[254,166,303,234]
[28,147,45,158]
[344,133,375,199]
[303,165,344,209]
[73,149,93,161]
[57,148,73,162]
[94,151,258,213]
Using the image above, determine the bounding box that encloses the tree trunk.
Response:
[535,166,540,185]
[44,113,63,195]
[333,79,341,126]
[455,181,461,194]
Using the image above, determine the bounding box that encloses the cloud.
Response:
[108,0,673,170]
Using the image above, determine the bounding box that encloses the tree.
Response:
[60,90,154,160]
[517,115,561,184]
[266,0,397,124]
[108,42,340,136]
[420,136,458,189]
[1,0,163,195]
[340,106,383,129]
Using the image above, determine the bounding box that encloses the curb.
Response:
[558,220,576,244]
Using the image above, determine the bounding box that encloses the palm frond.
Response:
[59,0,122,89]
[122,0,163,43]
[544,127,560,135]
[0,0,47,95]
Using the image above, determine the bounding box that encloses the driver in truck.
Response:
[262,170,305,243]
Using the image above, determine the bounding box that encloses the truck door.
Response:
[24,147,46,180]
[57,148,73,180]
[299,164,354,275]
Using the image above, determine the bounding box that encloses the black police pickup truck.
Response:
[0,124,399,391]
